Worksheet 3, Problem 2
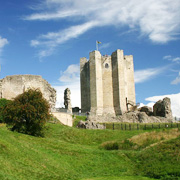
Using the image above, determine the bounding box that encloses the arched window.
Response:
[105,63,109,69]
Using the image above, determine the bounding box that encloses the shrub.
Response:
[100,141,119,150]
[0,98,12,123]
[3,89,50,136]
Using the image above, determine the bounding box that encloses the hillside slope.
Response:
[0,123,179,180]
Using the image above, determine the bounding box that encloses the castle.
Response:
[80,49,136,116]
[0,75,56,111]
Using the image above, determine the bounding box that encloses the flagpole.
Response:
[96,41,101,51]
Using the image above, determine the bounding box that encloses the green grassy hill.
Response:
[0,123,179,180]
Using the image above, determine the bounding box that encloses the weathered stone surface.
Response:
[77,120,105,129]
[64,88,72,114]
[0,75,56,111]
[87,97,174,123]
[80,49,136,116]
[88,111,174,124]
[137,112,149,123]
[139,106,153,116]
[153,97,172,118]
[52,112,73,127]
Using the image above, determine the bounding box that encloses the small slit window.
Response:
[105,63,109,69]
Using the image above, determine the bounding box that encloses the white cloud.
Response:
[26,0,180,57]
[59,64,80,82]
[30,21,98,58]
[31,40,40,47]
[171,72,180,85]
[173,57,180,62]
[145,93,180,118]
[134,66,166,83]
[163,55,172,60]
[99,42,111,50]
[163,55,180,62]
[0,36,8,53]
[54,64,80,108]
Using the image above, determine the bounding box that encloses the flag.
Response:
[96,41,101,44]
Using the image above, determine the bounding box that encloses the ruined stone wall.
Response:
[124,55,136,108]
[112,50,127,114]
[0,75,56,111]
[80,49,136,116]
[80,58,90,113]
[102,55,115,115]
[89,51,103,115]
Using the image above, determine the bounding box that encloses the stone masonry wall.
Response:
[102,55,115,115]
[80,49,136,116]
[80,58,90,113]
[0,75,56,111]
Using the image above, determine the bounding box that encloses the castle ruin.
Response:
[80,49,136,116]
[0,75,56,111]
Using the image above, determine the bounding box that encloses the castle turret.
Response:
[80,57,90,113]
[112,49,127,114]
[124,55,136,110]
[89,51,103,115]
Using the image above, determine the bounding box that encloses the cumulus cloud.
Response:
[0,36,8,53]
[25,0,180,57]
[134,66,166,83]
[59,64,80,83]
[145,93,180,118]
[54,64,80,108]
[171,72,180,85]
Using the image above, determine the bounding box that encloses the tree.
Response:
[0,98,12,123]
[3,89,50,136]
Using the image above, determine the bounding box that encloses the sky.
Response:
[0,0,180,117]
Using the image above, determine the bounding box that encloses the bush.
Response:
[0,98,12,123]
[3,89,50,136]
[100,141,119,150]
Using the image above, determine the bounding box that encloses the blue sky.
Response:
[0,0,180,117]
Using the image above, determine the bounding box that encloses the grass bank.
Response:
[0,122,179,180]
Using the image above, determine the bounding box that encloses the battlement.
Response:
[80,49,136,116]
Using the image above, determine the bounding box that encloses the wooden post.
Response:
[121,124,123,130]
[113,123,114,130]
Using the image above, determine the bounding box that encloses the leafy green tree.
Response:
[0,98,12,123]
[3,89,50,136]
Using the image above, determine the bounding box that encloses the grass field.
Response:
[0,122,180,180]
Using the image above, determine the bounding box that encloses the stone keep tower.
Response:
[80,49,136,116]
